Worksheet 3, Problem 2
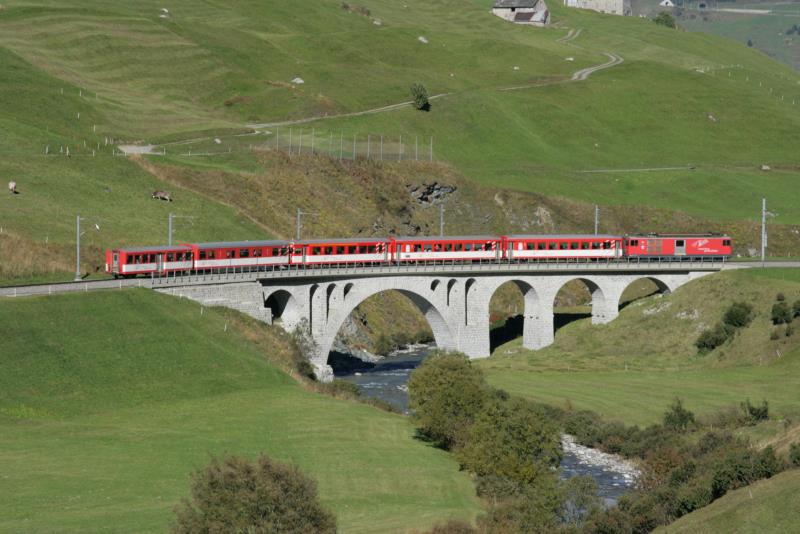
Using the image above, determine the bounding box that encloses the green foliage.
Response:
[739,399,769,425]
[411,82,430,111]
[772,301,793,325]
[654,11,677,28]
[172,454,336,534]
[664,398,696,431]
[723,301,754,329]
[711,447,784,499]
[695,322,733,352]
[559,475,603,529]
[793,300,800,318]
[408,351,488,449]
[476,475,563,534]
[789,443,800,467]
[457,394,561,484]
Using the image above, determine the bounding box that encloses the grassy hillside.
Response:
[0,290,480,532]
[656,469,800,533]
[2,0,800,283]
[479,269,800,426]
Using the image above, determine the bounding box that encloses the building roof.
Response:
[494,0,538,8]
[514,11,535,20]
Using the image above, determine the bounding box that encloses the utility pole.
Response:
[439,204,445,236]
[594,205,599,235]
[761,198,767,265]
[296,208,302,240]
[75,215,82,281]
[168,213,174,246]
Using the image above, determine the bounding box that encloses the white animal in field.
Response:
[8,181,17,194]
[152,190,172,202]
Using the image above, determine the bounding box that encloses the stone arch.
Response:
[326,283,337,320]
[552,277,609,325]
[487,279,541,351]
[446,279,457,306]
[343,282,354,298]
[264,289,301,330]
[464,278,477,325]
[431,279,441,292]
[315,281,457,372]
[617,276,673,310]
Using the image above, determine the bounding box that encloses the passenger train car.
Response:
[105,233,732,277]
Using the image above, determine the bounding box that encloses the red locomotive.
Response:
[105,233,732,278]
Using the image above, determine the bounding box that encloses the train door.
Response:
[156,253,165,275]
[674,239,686,256]
[112,253,120,273]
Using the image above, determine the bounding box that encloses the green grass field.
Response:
[479,269,800,426]
[0,290,480,533]
[656,469,800,533]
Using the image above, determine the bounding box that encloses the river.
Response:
[332,345,639,506]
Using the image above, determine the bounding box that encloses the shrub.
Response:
[740,399,769,424]
[772,301,792,324]
[172,454,336,534]
[411,83,430,111]
[458,395,562,484]
[777,292,786,302]
[787,325,795,337]
[793,300,800,318]
[663,398,695,431]
[407,351,488,449]
[695,322,733,352]
[770,329,781,340]
[789,443,800,467]
[426,520,476,534]
[654,11,677,28]
[559,475,602,529]
[476,475,563,534]
[723,301,754,328]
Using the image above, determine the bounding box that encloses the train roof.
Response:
[626,233,730,238]
[116,245,191,253]
[195,239,292,248]
[392,235,502,241]
[505,234,621,239]
[297,237,389,244]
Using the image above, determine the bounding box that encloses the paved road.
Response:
[2,261,797,299]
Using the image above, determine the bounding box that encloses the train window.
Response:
[603,242,610,249]
[424,244,432,252]
[475,243,483,251]
[486,242,493,250]
[323,246,331,255]
[199,251,206,260]
[225,250,233,258]
[455,243,463,251]
[167,253,174,262]
[571,242,579,250]
[559,242,568,250]
[445,244,452,252]
[367,245,376,253]
[240,249,250,258]
[334,246,343,255]
[591,242,600,249]
[126,256,132,264]
[414,244,422,252]
[548,242,556,250]
[209,251,216,259]
[723,239,731,247]
[676,240,685,247]
[581,242,590,250]
[527,243,535,251]
[538,243,546,250]
[434,244,442,252]
[464,243,472,251]
[254,249,262,257]
[630,240,639,247]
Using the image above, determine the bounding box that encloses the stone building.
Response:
[492,0,550,27]
[564,0,631,16]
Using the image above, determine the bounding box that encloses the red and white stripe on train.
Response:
[105,234,733,277]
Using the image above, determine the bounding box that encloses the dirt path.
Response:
[556,27,582,43]
[245,45,623,130]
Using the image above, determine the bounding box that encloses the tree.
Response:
[723,301,754,329]
[411,83,430,111]
[653,11,677,28]
[457,395,562,484]
[771,301,792,325]
[747,39,754,47]
[172,454,336,534]
[408,351,489,449]
[663,398,695,431]
[559,476,602,529]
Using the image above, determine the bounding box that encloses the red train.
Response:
[105,233,732,278]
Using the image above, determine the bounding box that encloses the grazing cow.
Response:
[8,181,17,194]
[152,190,172,202]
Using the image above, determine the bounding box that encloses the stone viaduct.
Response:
[151,262,719,381]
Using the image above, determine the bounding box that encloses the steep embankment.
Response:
[480,269,800,426]
[0,290,480,533]
[655,469,800,534]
